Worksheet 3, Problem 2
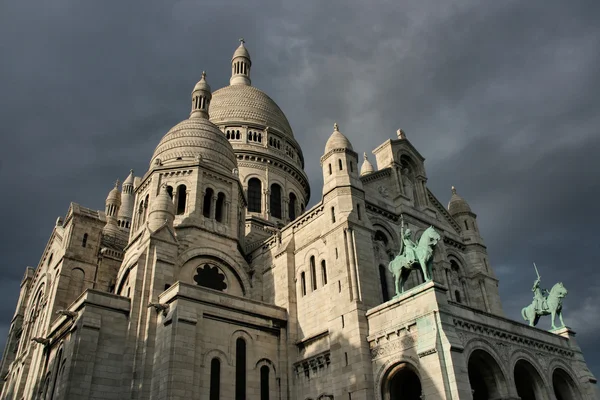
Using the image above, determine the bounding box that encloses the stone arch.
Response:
[396,151,424,176]
[176,247,250,295]
[203,348,231,367]
[254,358,277,374]
[465,344,510,399]
[511,353,551,400]
[115,263,136,296]
[230,330,254,375]
[180,256,244,296]
[552,366,583,400]
[371,219,400,249]
[380,360,423,400]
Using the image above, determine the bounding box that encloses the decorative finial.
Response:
[397,129,406,139]
[201,71,206,80]
[114,179,120,188]
[334,122,339,131]
[363,152,368,159]
[451,186,457,194]
[239,37,245,44]
[130,169,134,174]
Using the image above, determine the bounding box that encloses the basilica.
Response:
[0,41,597,400]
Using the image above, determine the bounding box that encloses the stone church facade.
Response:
[0,42,597,400]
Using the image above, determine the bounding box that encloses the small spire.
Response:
[239,37,245,44]
[114,179,120,188]
[130,169,134,174]
[363,152,367,159]
[201,70,206,80]
[451,186,457,195]
[397,129,406,139]
[334,122,339,132]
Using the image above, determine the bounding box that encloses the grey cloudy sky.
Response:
[1,0,599,377]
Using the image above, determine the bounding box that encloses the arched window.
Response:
[310,256,317,290]
[176,185,187,215]
[331,207,336,223]
[260,365,270,400]
[226,131,231,139]
[143,194,149,223]
[270,184,282,219]
[48,253,53,267]
[210,358,220,400]
[321,260,327,285]
[247,178,262,213]
[379,265,390,302]
[464,220,469,230]
[350,161,354,172]
[236,130,240,140]
[357,204,361,220]
[235,338,246,400]
[338,159,343,170]
[455,290,461,303]
[328,163,332,175]
[215,193,226,223]
[288,193,297,221]
[70,268,85,296]
[166,185,174,199]
[82,233,88,248]
[258,133,262,142]
[300,272,306,296]
[203,188,214,218]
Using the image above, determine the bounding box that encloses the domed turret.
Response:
[230,38,251,86]
[148,185,175,231]
[103,180,122,237]
[360,152,374,176]
[325,123,353,153]
[448,186,472,216]
[118,170,135,230]
[150,72,237,174]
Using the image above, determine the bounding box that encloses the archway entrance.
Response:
[468,349,507,399]
[514,359,548,400]
[382,363,421,400]
[553,368,581,400]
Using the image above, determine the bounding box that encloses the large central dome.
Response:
[210,85,294,140]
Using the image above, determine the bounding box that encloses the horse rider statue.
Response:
[532,275,549,314]
[401,228,418,265]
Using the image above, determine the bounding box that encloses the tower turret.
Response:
[448,186,481,241]
[321,123,362,196]
[148,185,175,231]
[191,71,212,119]
[103,180,122,237]
[117,170,135,230]
[230,38,251,86]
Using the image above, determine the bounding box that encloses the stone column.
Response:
[210,196,217,219]
[264,189,270,218]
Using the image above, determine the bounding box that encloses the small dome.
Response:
[325,123,353,153]
[123,170,135,186]
[360,152,374,176]
[193,71,211,93]
[151,118,237,174]
[448,186,472,215]
[106,181,121,204]
[232,40,251,61]
[148,185,175,231]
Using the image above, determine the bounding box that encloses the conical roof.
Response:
[325,123,353,153]
[448,186,472,215]
[360,152,374,176]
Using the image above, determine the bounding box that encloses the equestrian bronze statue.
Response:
[388,217,441,296]
[521,263,568,330]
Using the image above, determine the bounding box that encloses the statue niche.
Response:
[194,264,228,292]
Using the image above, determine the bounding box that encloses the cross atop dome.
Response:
[239,37,245,44]
[334,122,339,131]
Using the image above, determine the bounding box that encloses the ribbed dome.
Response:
[151,118,237,173]
[360,153,375,176]
[148,185,175,231]
[325,123,353,153]
[106,182,121,203]
[448,186,472,216]
[209,85,294,139]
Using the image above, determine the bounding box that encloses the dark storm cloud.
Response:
[1,0,599,376]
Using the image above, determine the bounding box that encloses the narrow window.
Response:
[235,338,246,400]
[338,159,343,170]
[48,254,53,267]
[300,272,306,296]
[258,133,262,143]
[176,185,187,215]
[379,265,390,302]
[203,188,214,218]
[260,365,269,400]
[357,204,361,220]
[247,178,262,213]
[331,207,336,223]
[344,352,349,366]
[321,260,327,285]
[310,256,317,291]
[464,220,468,230]
[82,233,88,248]
[236,130,240,140]
[350,162,354,172]
[335,248,338,259]
[210,358,220,400]
[455,290,462,303]
[328,163,332,175]
[288,193,297,221]
[215,193,226,222]
[270,184,282,219]
[341,314,345,328]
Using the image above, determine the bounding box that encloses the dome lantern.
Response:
[191,71,212,119]
[230,38,252,86]
[360,152,375,176]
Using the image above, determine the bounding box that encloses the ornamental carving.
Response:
[377,186,390,198]
[370,331,416,360]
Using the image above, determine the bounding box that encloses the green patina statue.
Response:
[388,216,441,296]
[521,263,568,330]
